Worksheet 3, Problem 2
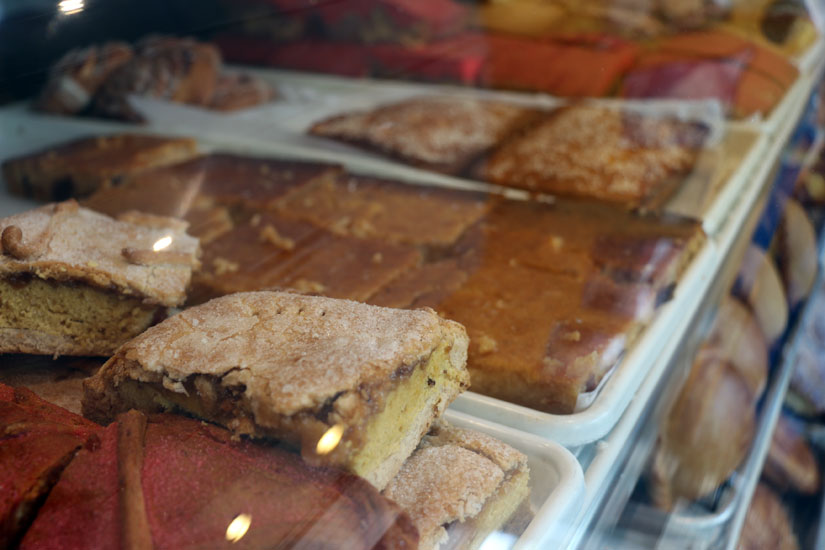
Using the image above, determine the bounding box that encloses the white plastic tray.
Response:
[0,106,718,447]
[443,410,585,550]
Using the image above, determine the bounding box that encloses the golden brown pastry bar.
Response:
[309,97,542,174]
[191,212,421,304]
[477,104,708,207]
[279,174,492,247]
[384,420,529,550]
[738,483,799,550]
[83,290,470,490]
[2,134,198,201]
[0,201,199,356]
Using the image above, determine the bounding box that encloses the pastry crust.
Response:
[384,420,529,550]
[309,97,542,174]
[83,291,470,489]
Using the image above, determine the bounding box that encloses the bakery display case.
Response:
[2,0,825,549]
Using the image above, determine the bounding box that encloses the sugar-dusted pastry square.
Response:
[0,201,199,356]
[384,419,529,550]
[83,290,470,489]
[2,134,198,201]
[309,97,541,174]
[477,104,708,207]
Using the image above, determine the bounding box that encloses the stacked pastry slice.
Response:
[82,290,531,549]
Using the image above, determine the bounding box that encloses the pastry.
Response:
[2,134,198,201]
[788,343,825,416]
[736,245,788,344]
[34,42,134,115]
[309,97,542,174]
[384,420,529,550]
[737,483,799,550]
[763,413,820,494]
[696,296,768,397]
[773,198,817,308]
[483,33,640,98]
[436,198,703,413]
[278,175,491,247]
[83,153,340,222]
[0,201,199,356]
[191,212,420,304]
[21,410,418,550]
[83,291,470,490]
[93,36,221,122]
[0,383,100,548]
[650,354,756,509]
[478,105,708,207]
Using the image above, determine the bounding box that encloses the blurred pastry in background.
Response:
[650,354,756,509]
[2,134,198,201]
[772,198,817,308]
[33,36,278,122]
[762,413,820,494]
[34,42,133,115]
[788,342,825,416]
[695,296,768,397]
[736,245,789,344]
[737,483,799,550]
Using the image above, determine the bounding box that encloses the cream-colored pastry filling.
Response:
[350,341,465,488]
[0,277,157,352]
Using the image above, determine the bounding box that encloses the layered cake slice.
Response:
[83,291,470,489]
[0,383,100,548]
[2,134,198,200]
[21,411,417,550]
[478,104,708,207]
[0,201,200,356]
[309,97,541,174]
[384,420,529,550]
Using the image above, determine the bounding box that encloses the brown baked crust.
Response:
[1,134,198,201]
[207,71,278,111]
[83,291,469,487]
[0,201,199,307]
[763,414,820,494]
[384,420,529,550]
[309,97,542,174]
[477,104,708,207]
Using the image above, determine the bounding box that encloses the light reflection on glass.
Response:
[225,513,252,543]
[153,235,173,251]
[316,424,344,455]
[58,0,84,14]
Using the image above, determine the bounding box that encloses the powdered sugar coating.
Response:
[0,203,199,307]
[481,105,705,205]
[115,291,468,417]
[383,420,528,550]
[310,97,538,170]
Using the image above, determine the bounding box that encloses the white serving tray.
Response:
[443,410,585,550]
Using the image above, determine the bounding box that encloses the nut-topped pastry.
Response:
[309,97,541,174]
[83,290,470,490]
[0,201,200,356]
[384,420,529,550]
